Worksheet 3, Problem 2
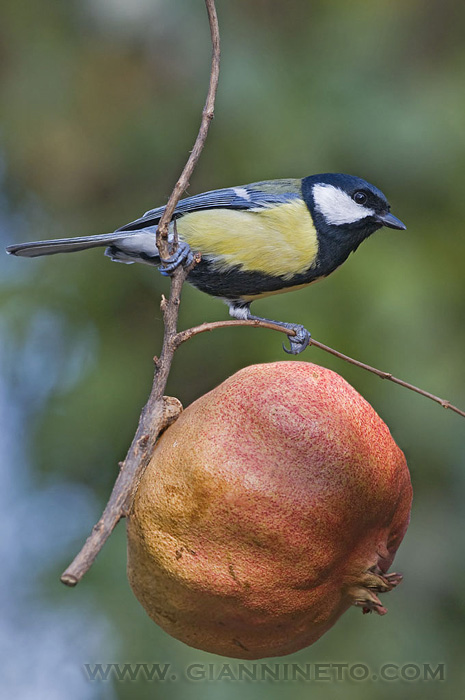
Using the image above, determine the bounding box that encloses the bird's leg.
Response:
[250,315,311,355]
[228,301,311,355]
[159,241,194,276]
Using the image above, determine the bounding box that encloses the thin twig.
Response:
[155,0,220,261]
[61,0,220,587]
[175,320,465,419]
[309,338,465,418]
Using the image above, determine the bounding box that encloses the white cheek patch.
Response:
[312,183,375,226]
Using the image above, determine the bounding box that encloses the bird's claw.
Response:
[282,325,311,355]
[159,241,194,276]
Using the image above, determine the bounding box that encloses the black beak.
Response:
[377,212,406,230]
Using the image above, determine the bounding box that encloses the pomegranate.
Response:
[127,362,412,659]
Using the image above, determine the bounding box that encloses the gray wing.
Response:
[6,180,303,259]
[116,180,302,232]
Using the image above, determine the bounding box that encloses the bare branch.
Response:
[175,320,465,420]
[156,0,220,261]
[309,338,465,419]
[61,0,220,587]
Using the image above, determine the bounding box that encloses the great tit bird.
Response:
[6,173,405,354]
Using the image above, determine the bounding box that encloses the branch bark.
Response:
[61,0,220,587]
[175,320,465,419]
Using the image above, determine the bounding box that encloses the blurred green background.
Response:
[1,0,464,698]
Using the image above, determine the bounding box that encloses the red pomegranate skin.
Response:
[127,362,412,659]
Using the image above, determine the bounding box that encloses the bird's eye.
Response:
[353,191,368,205]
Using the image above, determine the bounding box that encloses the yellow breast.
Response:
[176,199,318,280]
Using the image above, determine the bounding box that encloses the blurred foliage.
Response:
[1,0,465,698]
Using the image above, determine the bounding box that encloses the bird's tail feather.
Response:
[6,232,127,258]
